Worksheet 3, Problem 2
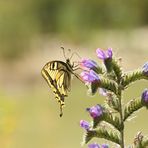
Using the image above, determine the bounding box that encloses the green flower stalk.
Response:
[79,48,148,148]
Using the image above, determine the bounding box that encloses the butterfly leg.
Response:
[72,72,84,84]
[72,63,84,71]
[73,67,84,71]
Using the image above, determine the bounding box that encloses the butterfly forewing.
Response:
[41,60,72,117]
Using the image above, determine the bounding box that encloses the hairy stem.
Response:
[118,88,124,148]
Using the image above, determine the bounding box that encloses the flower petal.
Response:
[80,58,98,69]
[107,48,113,58]
[96,48,107,59]
[80,70,99,83]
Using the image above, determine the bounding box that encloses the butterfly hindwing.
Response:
[41,60,72,117]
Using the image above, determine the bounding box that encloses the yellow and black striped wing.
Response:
[41,61,72,116]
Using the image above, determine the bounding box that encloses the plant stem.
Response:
[118,88,124,148]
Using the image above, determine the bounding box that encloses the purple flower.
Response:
[88,143,100,148]
[101,144,109,148]
[80,120,90,130]
[87,105,103,118]
[80,58,98,70]
[141,89,148,104]
[80,70,100,83]
[142,62,148,76]
[96,48,112,60]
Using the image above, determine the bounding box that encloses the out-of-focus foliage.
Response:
[0,0,148,59]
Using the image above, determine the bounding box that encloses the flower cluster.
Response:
[79,48,148,148]
[80,48,113,85]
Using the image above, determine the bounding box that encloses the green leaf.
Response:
[88,81,99,95]
[93,66,104,74]
[100,77,118,95]
[106,95,120,112]
[93,112,121,132]
[121,70,147,88]
[87,77,118,96]
[92,115,103,129]
[84,129,121,145]
[104,58,122,84]
[112,59,123,84]
[124,98,143,121]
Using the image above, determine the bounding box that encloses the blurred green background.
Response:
[0,0,148,148]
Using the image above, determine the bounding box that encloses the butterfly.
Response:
[41,47,82,117]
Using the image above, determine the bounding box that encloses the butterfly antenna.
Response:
[61,47,67,60]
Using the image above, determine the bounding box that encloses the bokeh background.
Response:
[0,1,148,148]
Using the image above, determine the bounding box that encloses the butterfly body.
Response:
[41,59,74,117]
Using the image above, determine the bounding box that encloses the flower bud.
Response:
[80,120,90,130]
[142,62,148,76]
[87,105,103,118]
[141,89,148,107]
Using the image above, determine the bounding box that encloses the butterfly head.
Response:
[66,58,71,64]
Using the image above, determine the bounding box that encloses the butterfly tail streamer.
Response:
[55,95,64,117]
[59,102,63,117]
[55,93,66,117]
